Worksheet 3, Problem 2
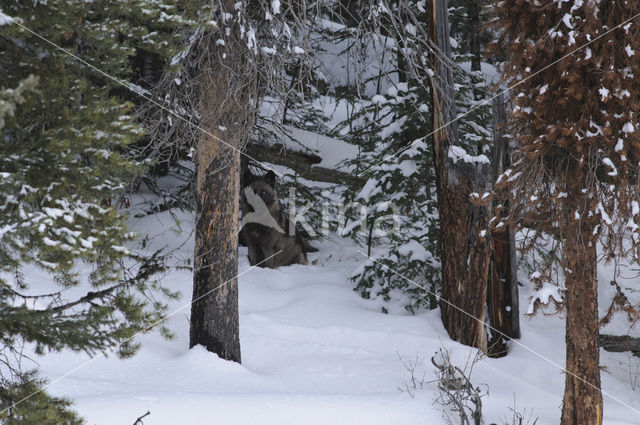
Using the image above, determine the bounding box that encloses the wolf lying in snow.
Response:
[239,170,307,268]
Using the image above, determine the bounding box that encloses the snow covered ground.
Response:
[25,203,640,425]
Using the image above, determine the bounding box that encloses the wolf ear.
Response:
[243,170,255,186]
[264,170,276,188]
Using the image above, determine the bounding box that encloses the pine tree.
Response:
[495,1,640,423]
[0,76,83,425]
[451,0,521,354]
[0,2,197,421]
[344,84,441,312]
[333,0,442,312]
[424,0,493,352]
[335,0,493,314]
[188,0,254,362]
[187,0,317,361]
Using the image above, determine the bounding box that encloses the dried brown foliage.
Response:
[493,2,640,423]
[493,0,640,312]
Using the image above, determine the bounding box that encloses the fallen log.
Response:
[599,334,640,357]
[245,141,353,185]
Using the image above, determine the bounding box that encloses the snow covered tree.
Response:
[495,1,640,423]
[0,76,84,425]
[0,3,196,422]
[449,0,492,74]
[344,83,441,313]
[331,1,442,312]
[448,0,493,154]
[451,0,521,354]
[422,0,494,354]
[186,0,316,362]
[334,0,496,317]
[187,0,256,363]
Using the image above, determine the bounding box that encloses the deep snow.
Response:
[23,202,640,425]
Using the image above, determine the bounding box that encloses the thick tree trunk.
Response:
[426,0,490,353]
[437,159,491,352]
[189,0,256,363]
[560,167,603,425]
[190,142,242,362]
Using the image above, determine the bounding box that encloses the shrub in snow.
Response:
[432,348,486,425]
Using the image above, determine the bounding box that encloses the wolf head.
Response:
[241,170,280,220]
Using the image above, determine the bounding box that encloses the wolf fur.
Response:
[239,170,307,268]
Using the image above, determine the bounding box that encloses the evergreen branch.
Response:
[47,251,167,314]
[46,284,124,314]
[2,285,64,301]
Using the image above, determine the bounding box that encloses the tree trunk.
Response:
[487,93,520,357]
[437,159,491,352]
[190,140,242,362]
[560,167,603,425]
[189,0,256,363]
[466,0,481,74]
[426,0,490,353]
[486,221,519,356]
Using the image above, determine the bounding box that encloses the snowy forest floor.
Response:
[23,198,640,425]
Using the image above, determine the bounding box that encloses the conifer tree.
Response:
[344,84,441,312]
[336,0,493,314]
[187,0,254,363]
[0,3,197,422]
[424,0,493,353]
[185,0,317,361]
[495,1,640,423]
[0,76,83,425]
[334,0,442,312]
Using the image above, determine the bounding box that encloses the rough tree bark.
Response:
[190,138,242,361]
[189,0,256,363]
[487,93,520,357]
[492,1,640,422]
[560,165,603,425]
[466,0,481,74]
[426,0,490,353]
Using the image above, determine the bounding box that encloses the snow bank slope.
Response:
[31,209,640,425]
